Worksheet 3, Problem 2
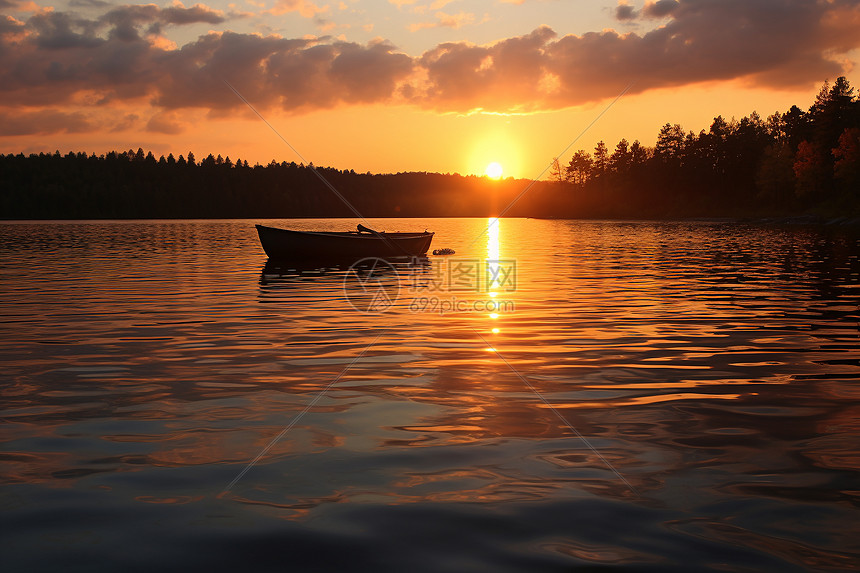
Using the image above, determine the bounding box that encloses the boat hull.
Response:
[256,224,434,260]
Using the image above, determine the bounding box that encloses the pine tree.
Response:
[593,141,608,175]
[566,150,593,185]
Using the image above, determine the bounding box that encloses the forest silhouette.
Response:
[2,78,858,220]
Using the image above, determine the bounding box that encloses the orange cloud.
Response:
[146,109,187,134]
[0,0,41,12]
[0,108,97,135]
[267,0,326,18]
[412,0,454,15]
[409,11,475,32]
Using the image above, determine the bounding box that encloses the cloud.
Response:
[642,0,679,18]
[0,0,42,10]
[99,3,227,38]
[0,109,97,135]
[68,0,114,7]
[412,0,454,15]
[0,4,413,114]
[416,0,860,110]
[1,0,859,129]
[27,11,103,49]
[0,14,26,37]
[268,0,326,18]
[0,107,154,136]
[417,26,557,111]
[409,11,475,32]
[315,18,337,31]
[614,1,637,21]
[146,110,185,133]
[109,112,140,132]
[161,4,227,25]
[0,4,246,107]
[151,33,414,111]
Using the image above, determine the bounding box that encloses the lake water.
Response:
[2,218,859,571]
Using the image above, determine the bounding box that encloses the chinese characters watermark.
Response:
[344,257,517,314]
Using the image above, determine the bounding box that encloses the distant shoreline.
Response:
[5,215,860,228]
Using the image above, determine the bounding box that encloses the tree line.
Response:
[0,149,554,219]
[550,77,860,218]
[1,77,858,220]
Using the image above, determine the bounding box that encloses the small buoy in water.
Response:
[433,248,456,255]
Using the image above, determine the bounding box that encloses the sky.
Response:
[2,0,860,178]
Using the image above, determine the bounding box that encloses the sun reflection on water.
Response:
[486,216,501,328]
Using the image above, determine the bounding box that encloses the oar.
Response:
[356,224,412,257]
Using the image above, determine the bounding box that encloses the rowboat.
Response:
[256,224,434,260]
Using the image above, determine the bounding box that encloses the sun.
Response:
[485,162,503,179]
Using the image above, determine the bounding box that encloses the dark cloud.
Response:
[29,11,102,49]
[69,0,114,7]
[0,4,241,107]
[0,14,24,35]
[615,4,637,21]
[161,5,226,25]
[0,0,18,8]
[643,0,679,18]
[328,41,414,103]
[155,32,312,109]
[419,26,557,111]
[0,0,858,126]
[99,4,226,40]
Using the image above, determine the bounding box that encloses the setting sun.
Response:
[485,162,503,179]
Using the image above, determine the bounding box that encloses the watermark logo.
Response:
[343,258,401,313]
[409,296,516,315]
[343,256,517,315]
[412,258,517,293]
